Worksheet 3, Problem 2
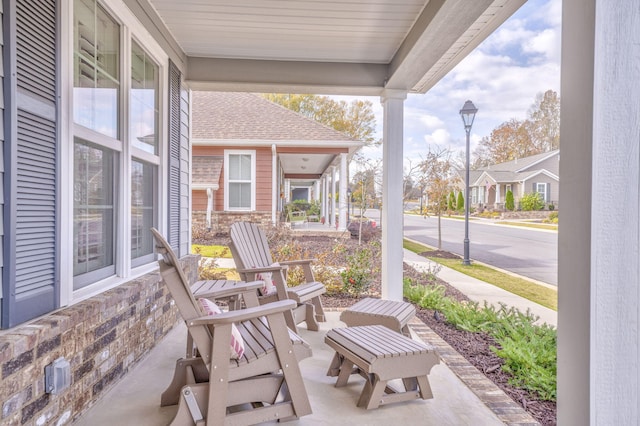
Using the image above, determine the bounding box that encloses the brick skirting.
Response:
[192,210,275,232]
[0,255,199,426]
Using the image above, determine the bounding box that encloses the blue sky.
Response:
[337,0,561,165]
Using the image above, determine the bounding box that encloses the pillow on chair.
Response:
[254,262,280,296]
[198,298,245,359]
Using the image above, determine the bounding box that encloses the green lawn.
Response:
[191,244,232,258]
[403,239,557,311]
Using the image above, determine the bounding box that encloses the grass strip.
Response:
[191,244,232,258]
[495,221,558,231]
[403,239,557,311]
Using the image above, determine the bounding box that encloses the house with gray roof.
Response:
[462,150,559,210]
[191,92,364,231]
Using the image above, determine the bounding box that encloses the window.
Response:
[73,0,120,138]
[72,0,162,291]
[130,40,159,155]
[131,160,157,266]
[536,183,548,202]
[225,151,255,210]
[471,187,477,205]
[73,139,117,288]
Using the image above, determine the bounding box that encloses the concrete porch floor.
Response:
[75,312,508,426]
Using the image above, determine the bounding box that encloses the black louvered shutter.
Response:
[2,0,59,328]
[167,61,181,253]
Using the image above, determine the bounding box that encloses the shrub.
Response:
[457,191,464,212]
[403,280,557,401]
[448,191,455,211]
[520,192,545,211]
[340,241,380,295]
[505,190,515,211]
[548,203,555,211]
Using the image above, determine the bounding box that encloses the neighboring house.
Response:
[191,92,363,231]
[460,150,560,210]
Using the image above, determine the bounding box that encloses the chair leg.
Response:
[311,295,326,322]
[304,303,320,331]
[161,358,208,406]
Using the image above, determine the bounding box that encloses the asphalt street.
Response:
[369,210,558,286]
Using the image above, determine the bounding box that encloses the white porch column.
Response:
[495,183,501,205]
[338,153,348,231]
[380,89,406,301]
[330,166,337,227]
[559,1,640,424]
[271,144,278,225]
[322,176,329,225]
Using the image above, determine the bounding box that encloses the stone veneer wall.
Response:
[0,255,199,426]
[192,211,276,232]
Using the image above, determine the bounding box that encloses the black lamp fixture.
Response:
[459,100,477,266]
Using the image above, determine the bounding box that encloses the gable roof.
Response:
[192,92,356,142]
[484,150,559,173]
[192,156,223,189]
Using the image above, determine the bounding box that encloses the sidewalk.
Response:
[403,249,557,327]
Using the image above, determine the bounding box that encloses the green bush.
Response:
[457,191,464,211]
[340,242,380,295]
[403,280,557,401]
[520,192,545,211]
[505,190,515,211]
[448,191,455,211]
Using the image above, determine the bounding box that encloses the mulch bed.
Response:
[199,230,556,425]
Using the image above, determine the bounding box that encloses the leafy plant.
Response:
[448,191,455,211]
[403,279,557,401]
[520,192,545,211]
[457,191,464,212]
[340,242,380,295]
[505,190,515,211]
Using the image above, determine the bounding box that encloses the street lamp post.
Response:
[460,100,478,266]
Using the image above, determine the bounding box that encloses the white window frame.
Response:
[61,0,169,305]
[224,150,256,211]
[536,182,548,202]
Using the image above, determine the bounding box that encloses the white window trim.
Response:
[536,182,548,202]
[61,0,169,306]
[224,149,256,211]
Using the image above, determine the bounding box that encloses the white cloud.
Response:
[424,128,451,147]
[419,114,445,129]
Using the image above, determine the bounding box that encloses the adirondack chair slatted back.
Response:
[151,228,217,365]
[229,222,274,271]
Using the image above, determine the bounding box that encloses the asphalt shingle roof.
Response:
[192,92,356,142]
[192,155,223,186]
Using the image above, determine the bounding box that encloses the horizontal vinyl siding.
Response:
[193,146,273,212]
[192,190,208,212]
[255,148,272,211]
[0,3,4,304]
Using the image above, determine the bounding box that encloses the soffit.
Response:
[144,0,527,95]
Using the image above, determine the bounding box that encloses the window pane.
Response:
[239,154,251,180]
[130,40,159,154]
[131,160,156,263]
[74,140,117,285]
[229,182,251,209]
[228,155,240,180]
[74,0,120,138]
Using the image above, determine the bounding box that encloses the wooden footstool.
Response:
[325,325,439,409]
[340,298,416,336]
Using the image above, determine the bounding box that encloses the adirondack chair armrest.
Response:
[279,259,317,267]
[188,300,297,326]
[236,265,287,275]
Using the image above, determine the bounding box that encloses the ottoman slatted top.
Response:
[325,325,439,409]
[340,297,416,336]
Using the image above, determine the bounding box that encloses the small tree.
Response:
[420,148,460,249]
[448,191,455,212]
[457,191,464,212]
[505,190,515,211]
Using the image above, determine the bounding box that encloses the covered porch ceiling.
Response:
[141,0,527,95]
